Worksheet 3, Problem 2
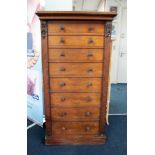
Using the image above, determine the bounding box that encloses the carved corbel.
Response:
[105,22,112,37]
[41,21,47,39]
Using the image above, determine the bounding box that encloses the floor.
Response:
[109,84,127,114]
[27,84,127,155]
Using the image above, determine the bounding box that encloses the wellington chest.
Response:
[36,11,117,145]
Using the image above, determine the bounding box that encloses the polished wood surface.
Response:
[48,21,104,35]
[51,107,99,121]
[49,63,103,77]
[36,11,116,145]
[48,36,104,48]
[48,49,104,62]
[52,121,99,135]
[50,78,102,93]
[36,11,117,21]
[50,93,101,107]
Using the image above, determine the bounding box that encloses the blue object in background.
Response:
[27,31,43,126]
[27,32,34,57]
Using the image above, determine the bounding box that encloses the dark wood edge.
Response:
[40,20,52,136]
[36,11,117,15]
[48,33,104,35]
[51,106,101,108]
[48,46,104,49]
[99,21,112,134]
[36,11,117,20]
[45,134,106,145]
[48,61,103,63]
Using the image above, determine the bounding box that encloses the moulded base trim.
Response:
[44,134,106,145]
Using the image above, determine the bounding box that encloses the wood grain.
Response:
[36,11,116,145]
[36,11,117,21]
[48,21,104,34]
[52,121,99,135]
[45,134,106,145]
[50,93,101,107]
[50,78,102,93]
[51,107,100,121]
[99,21,112,135]
[40,20,52,137]
[48,49,104,62]
[49,63,103,77]
[48,36,104,48]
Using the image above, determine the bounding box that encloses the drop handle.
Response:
[60,25,65,31]
[88,38,94,44]
[59,67,66,71]
[87,68,93,73]
[60,112,67,117]
[87,53,93,57]
[85,126,91,131]
[61,127,67,131]
[85,96,92,102]
[88,26,94,31]
[85,111,92,116]
[86,82,93,87]
[60,52,65,57]
[60,38,65,43]
[60,96,66,102]
[59,82,66,87]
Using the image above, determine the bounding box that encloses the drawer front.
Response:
[48,21,104,34]
[48,36,104,48]
[51,107,99,121]
[48,49,104,62]
[52,121,99,135]
[49,63,103,77]
[50,93,101,107]
[50,78,102,93]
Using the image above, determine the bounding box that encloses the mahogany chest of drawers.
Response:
[36,11,116,145]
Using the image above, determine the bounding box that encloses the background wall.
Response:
[43,0,72,11]
[99,0,127,83]
[27,0,127,125]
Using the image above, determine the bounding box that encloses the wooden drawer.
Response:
[49,63,103,77]
[48,36,104,48]
[50,93,101,107]
[48,21,104,34]
[51,107,99,121]
[48,49,104,62]
[52,121,99,135]
[50,78,102,93]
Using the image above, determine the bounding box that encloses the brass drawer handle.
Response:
[60,38,65,44]
[60,25,65,31]
[87,68,93,73]
[86,82,93,87]
[88,38,94,44]
[87,52,93,57]
[61,127,67,131]
[60,112,67,117]
[59,82,66,87]
[85,111,92,116]
[59,67,66,71]
[60,52,65,57]
[85,96,92,102]
[60,96,66,102]
[88,26,94,31]
[85,126,91,131]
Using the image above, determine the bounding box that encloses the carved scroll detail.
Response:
[41,21,47,39]
[105,22,112,37]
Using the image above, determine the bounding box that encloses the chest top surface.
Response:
[36,11,117,20]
